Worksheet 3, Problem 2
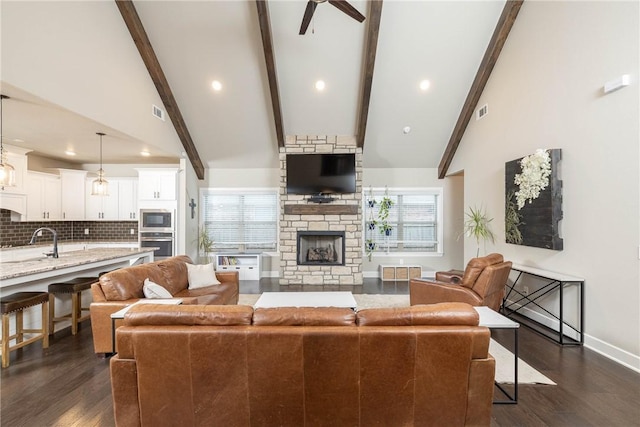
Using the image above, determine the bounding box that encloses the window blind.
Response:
[201,191,278,250]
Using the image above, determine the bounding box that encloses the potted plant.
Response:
[462,205,495,257]
[198,228,215,263]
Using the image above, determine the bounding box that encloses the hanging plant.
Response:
[365,239,377,261]
[377,187,393,236]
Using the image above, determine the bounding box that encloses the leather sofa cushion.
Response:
[157,255,193,295]
[124,304,253,326]
[356,302,479,326]
[253,307,356,326]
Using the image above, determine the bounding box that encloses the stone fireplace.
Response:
[279,135,362,285]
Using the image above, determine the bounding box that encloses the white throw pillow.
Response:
[187,263,221,289]
[143,278,173,299]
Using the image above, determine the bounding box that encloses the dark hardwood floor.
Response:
[1,279,639,426]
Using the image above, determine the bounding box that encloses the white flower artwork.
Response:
[513,149,551,210]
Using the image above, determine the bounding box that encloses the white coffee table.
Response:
[254,292,357,310]
[474,306,519,404]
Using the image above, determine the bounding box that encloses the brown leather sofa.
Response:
[110,302,495,426]
[410,253,512,311]
[90,255,238,354]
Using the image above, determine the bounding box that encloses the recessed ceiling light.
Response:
[402,126,411,134]
[65,150,76,156]
[419,80,431,91]
[140,151,151,157]
[211,80,223,91]
[315,80,326,91]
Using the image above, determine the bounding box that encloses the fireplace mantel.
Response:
[284,205,358,215]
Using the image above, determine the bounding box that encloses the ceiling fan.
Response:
[299,0,366,35]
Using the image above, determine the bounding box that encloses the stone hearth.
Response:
[279,135,362,285]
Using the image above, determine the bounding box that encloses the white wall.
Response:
[448,1,639,370]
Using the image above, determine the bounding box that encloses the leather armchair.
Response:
[410,253,512,311]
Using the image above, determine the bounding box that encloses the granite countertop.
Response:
[0,247,155,281]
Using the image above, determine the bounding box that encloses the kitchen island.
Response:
[0,248,155,333]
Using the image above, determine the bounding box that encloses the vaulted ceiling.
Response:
[1,0,515,177]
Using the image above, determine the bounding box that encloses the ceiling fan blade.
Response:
[328,0,366,23]
[299,1,318,35]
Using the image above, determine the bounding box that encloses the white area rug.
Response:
[237,293,555,385]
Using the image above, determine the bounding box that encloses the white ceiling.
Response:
[0,0,505,171]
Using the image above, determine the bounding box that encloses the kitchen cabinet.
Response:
[60,170,87,220]
[137,169,177,201]
[85,178,119,220]
[26,172,61,220]
[85,178,138,221]
[117,178,138,220]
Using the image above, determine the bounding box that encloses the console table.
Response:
[502,264,583,346]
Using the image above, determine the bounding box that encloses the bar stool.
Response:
[48,277,96,335]
[1,292,49,368]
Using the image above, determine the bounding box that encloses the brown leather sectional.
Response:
[89,255,238,354]
[111,302,495,426]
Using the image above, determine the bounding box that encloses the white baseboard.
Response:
[505,299,640,373]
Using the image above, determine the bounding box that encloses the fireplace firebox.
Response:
[297,231,345,266]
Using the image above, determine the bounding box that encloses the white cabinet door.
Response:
[118,179,138,220]
[85,178,119,220]
[26,172,61,220]
[137,169,177,201]
[60,170,87,220]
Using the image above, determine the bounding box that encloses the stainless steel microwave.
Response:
[140,209,174,232]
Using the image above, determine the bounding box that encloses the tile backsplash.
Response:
[0,209,138,247]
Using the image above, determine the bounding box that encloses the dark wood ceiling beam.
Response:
[356,0,383,149]
[256,0,285,148]
[437,0,524,179]
[115,0,205,179]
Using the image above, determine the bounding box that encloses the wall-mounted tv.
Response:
[286,153,356,195]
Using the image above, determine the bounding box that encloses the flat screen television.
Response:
[286,153,356,195]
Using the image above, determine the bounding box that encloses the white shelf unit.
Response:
[216,253,261,281]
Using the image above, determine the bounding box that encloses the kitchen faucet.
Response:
[29,227,58,258]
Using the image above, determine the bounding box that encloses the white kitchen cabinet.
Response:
[117,178,138,220]
[85,178,119,220]
[59,169,87,220]
[137,169,177,201]
[26,172,61,220]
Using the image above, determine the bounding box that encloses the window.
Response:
[364,188,443,255]
[200,189,278,251]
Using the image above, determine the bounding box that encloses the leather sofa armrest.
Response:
[215,271,239,285]
[409,279,482,307]
[90,300,138,354]
[435,269,465,284]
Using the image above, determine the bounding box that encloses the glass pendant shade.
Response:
[0,94,16,189]
[91,132,109,196]
[91,172,109,196]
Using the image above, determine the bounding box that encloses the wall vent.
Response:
[476,104,488,120]
[152,104,166,121]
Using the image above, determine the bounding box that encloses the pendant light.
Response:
[91,132,109,196]
[0,94,16,189]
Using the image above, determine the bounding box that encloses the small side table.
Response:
[475,306,519,404]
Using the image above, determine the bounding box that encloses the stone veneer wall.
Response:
[279,135,363,285]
